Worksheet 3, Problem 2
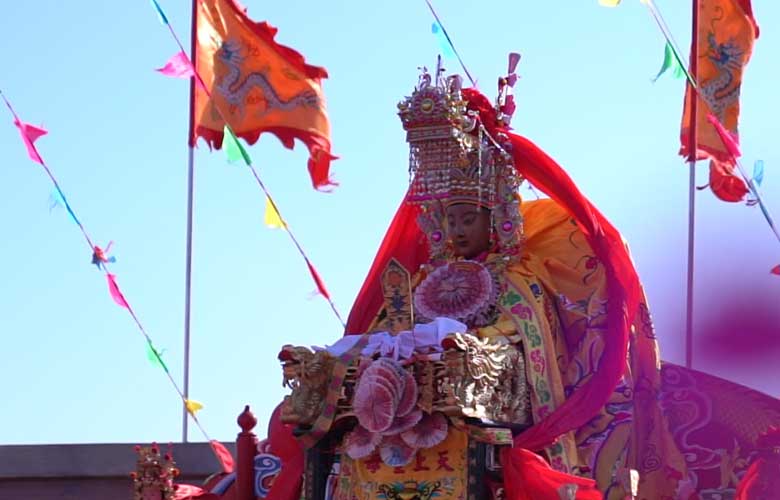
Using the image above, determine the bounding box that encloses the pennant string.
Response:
[247,162,346,328]
[149,0,169,25]
[1,90,93,249]
[641,0,696,87]
[1,86,217,450]
[423,0,476,86]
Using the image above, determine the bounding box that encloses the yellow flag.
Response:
[264,197,286,230]
[185,399,204,415]
[598,0,621,6]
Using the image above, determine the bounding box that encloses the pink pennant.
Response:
[107,273,129,309]
[209,440,235,473]
[13,119,47,165]
[156,51,195,79]
[707,113,741,159]
[771,265,780,276]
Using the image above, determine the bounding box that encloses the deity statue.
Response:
[276,65,691,500]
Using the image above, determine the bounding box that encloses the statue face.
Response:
[445,203,491,259]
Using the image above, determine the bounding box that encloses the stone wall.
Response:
[0,442,233,500]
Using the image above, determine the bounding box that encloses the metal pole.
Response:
[182,0,199,443]
[685,160,695,370]
[685,0,700,370]
[182,146,195,442]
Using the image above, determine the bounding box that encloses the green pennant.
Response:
[146,340,169,373]
[653,42,689,83]
[652,42,674,82]
[223,125,252,166]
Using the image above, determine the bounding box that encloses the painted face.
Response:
[445,203,491,259]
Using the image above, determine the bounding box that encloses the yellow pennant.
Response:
[264,197,286,230]
[598,0,621,6]
[185,399,204,415]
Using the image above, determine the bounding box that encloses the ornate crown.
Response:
[397,63,525,260]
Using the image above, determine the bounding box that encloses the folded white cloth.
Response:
[322,317,468,359]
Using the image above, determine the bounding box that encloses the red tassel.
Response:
[306,260,331,299]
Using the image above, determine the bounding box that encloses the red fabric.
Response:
[507,133,639,451]
[501,448,602,500]
[707,114,742,158]
[345,198,426,333]
[264,403,305,500]
[702,114,748,202]
[736,427,780,499]
[209,440,235,474]
[708,159,749,202]
[267,404,301,461]
[265,453,304,500]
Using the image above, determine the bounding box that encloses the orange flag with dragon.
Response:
[192,0,336,190]
[679,0,758,202]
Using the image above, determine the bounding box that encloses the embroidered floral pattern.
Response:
[500,281,571,472]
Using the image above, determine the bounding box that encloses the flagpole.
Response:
[685,0,700,371]
[182,0,199,443]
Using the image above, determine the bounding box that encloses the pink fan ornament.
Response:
[401,412,448,449]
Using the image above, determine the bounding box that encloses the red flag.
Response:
[192,0,336,190]
[209,440,235,473]
[680,0,758,202]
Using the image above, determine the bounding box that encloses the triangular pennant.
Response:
[13,119,48,165]
[145,340,169,373]
[107,273,129,309]
[223,125,252,165]
[185,399,204,416]
[264,197,286,229]
[156,51,195,79]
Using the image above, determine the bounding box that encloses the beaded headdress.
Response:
[397,58,525,260]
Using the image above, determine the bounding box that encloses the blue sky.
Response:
[1,1,778,447]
